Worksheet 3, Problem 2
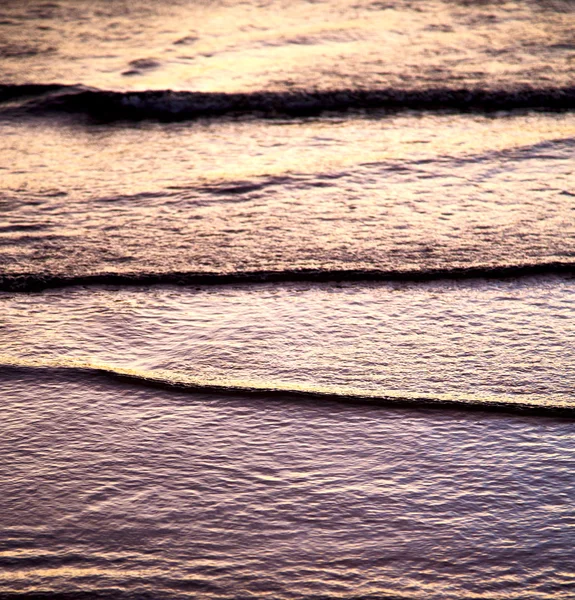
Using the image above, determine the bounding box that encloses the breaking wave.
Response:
[1,83,575,121]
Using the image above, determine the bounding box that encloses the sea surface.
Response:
[1,0,574,598]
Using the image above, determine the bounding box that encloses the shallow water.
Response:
[1,113,574,276]
[2,373,575,599]
[1,0,574,92]
[1,0,574,597]
[2,276,575,597]
[2,277,574,408]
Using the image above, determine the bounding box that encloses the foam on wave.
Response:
[1,359,573,417]
[1,262,574,292]
[1,84,574,121]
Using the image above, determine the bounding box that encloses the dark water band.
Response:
[0,83,72,103]
[2,363,573,418]
[1,84,575,121]
[1,262,574,292]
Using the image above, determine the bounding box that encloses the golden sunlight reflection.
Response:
[1,0,573,91]
[2,114,574,192]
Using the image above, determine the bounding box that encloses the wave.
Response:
[1,84,574,121]
[1,262,574,292]
[1,359,573,417]
[0,83,75,103]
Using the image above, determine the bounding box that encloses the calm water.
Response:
[1,0,574,598]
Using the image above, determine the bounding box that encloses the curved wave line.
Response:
[1,359,573,417]
[2,84,575,121]
[1,263,574,292]
[0,83,77,103]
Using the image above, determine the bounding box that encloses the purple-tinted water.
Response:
[1,0,574,597]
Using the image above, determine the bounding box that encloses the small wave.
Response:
[0,83,83,103]
[1,84,574,121]
[1,262,574,292]
[1,359,573,417]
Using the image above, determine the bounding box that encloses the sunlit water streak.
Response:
[1,0,573,92]
[1,113,574,276]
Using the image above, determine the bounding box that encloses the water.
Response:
[1,277,574,408]
[1,113,574,277]
[1,0,575,598]
[1,0,574,93]
[2,376,575,599]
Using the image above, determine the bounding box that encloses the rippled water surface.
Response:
[3,373,575,599]
[1,113,574,275]
[1,0,574,597]
[2,277,575,597]
[2,277,574,407]
[1,0,574,92]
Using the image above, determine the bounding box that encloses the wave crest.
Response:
[1,263,574,292]
[1,359,573,417]
[2,84,575,121]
